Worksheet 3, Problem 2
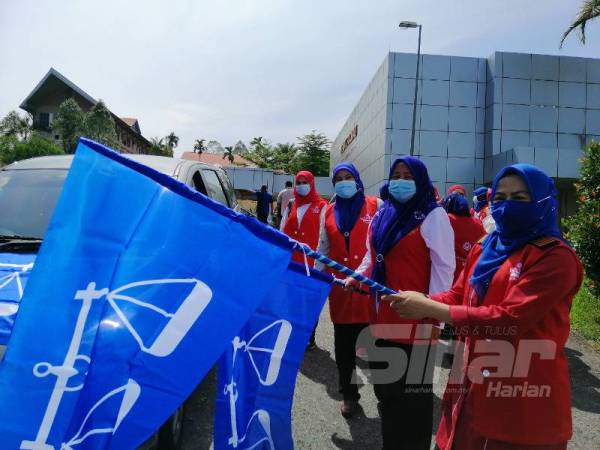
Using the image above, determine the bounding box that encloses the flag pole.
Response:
[296,243,396,296]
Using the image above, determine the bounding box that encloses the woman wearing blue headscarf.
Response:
[386,164,583,450]
[347,156,455,450]
[315,162,381,418]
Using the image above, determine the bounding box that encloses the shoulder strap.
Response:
[529,236,561,249]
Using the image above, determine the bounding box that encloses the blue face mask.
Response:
[296,184,311,197]
[334,180,358,199]
[491,198,549,238]
[388,179,416,203]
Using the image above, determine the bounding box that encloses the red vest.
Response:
[283,199,326,264]
[324,196,378,324]
[433,239,583,448]
[368,224,436,343]
[448,213,486,283]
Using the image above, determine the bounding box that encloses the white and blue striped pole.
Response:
[296,243,396,296]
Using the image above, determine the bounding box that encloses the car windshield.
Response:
[0,169,67,239]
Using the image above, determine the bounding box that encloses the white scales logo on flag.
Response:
[0,261,34,317]
[20,278,213,450]
[224,319,292,450]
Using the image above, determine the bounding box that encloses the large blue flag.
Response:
[0,253,35,345]
[0,138,300,449]
[214,263,329,450]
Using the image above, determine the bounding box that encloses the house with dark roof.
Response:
[20,68,151,154]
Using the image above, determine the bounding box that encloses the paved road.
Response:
[181,308,600,449]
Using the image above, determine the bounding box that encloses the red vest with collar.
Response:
[435,238,583,448]
[283,199,326,264]
[448,213,486,283]
[368,223,436,344]
[324,196,378,324]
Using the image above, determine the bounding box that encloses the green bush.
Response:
[570,279,600,349]
[563,141,600,296]
[0,133,64,166]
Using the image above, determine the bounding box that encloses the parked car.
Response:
[0,152,242,449]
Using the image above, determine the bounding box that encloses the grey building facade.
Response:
[332,51,597,215]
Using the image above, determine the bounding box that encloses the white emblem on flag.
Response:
[225,319,292,450]
[20,278,212,450]
[0,262,33,317]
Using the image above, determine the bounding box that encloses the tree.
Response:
[223,146,235,164]
[166,132,179,153]
[246,136,275,168]
[272,143,297,172]
[233,140,248,155]
[83,100,117,148]
[291,131,330,176]
[564,141,600,296]
[52,98,85,153]
[206,140,225,154]
[0,111,32,140]
[149,137,166,156]
[561,0,600,46]
[194,139,206,154]
[0,133,63,166]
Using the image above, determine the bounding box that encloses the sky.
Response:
[2,0,600,157]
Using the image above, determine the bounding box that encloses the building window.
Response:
[38,113,50,130]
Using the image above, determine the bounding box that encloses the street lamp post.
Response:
[399,21,422,156]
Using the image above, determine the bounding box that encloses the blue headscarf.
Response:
[443,193,471,217]
[473,186,489,212]
[370,156,439,284]
[332,163,366,235]
[470,164,563,301]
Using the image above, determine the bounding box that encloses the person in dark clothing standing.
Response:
[255,185,273,224]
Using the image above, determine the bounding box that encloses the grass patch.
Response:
[570,280,600,350]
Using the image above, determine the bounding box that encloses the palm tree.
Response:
[193,138,206,155]
[166,132,179,151]
[223,146,235,164]
[250,136,265,149]
[561,0,600,47]
[149,137,165,156]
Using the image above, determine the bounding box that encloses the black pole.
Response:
[409,25,422,156]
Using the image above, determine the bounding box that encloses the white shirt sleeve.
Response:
[420,207,455,295]
[483,214,496,234]
[279,203,289,231]
[314,207,329,271]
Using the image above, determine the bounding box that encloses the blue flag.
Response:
[0,138,299,449]
[214,263,330,450]
[0,253,36,345]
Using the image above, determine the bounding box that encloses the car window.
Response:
[0,169,68,238]
[190,171,208,195]
[215,170,237,208]
[201,169,229,206]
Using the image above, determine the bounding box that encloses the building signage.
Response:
[340,125,358,154]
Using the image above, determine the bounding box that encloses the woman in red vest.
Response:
[386,163,583,450]
[447,184,467,197]
[315,162,381,418]
[281,170,327,348]
[347,156,455,450]
[442,193,486,283]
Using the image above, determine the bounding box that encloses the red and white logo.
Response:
[509,263,523,281]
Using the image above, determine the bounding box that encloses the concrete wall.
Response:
[387,52,487,198]
[331,55,390,195]
[333,50,592,205]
